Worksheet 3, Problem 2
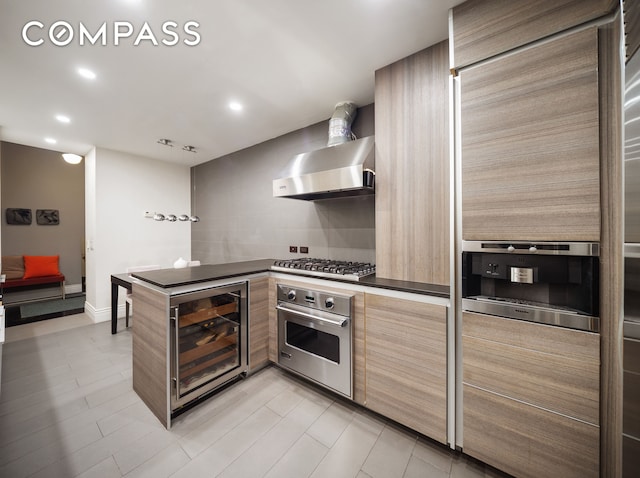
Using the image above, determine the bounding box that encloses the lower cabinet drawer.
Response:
[463,384,599,478]
[463,334,599,425]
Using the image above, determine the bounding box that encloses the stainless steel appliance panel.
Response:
[462,240,599,332]
[462,297,599,332]
[624,335,640,477]
[624,246,640,476]
[625,245,640,329]
[272,135,375,201]
[626,160,640,242]
[625,29,640,474]
[276,285,353,398]
[462,240,600,256]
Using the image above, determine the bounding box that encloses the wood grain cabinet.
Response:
[374,40,450,285]
[132,282,170,427]
[462,311,600,478]
[459,27,601,241]
[451,0,616,70]
[249,277,269,372]
[364,293,448,443]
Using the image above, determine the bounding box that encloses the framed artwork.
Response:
[5,208,32,225]
[36,209,60,225]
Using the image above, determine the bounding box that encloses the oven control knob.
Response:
[325,297,335,309]
[507,245,515,252]
[287,290,296,301]
[529,245,538,252]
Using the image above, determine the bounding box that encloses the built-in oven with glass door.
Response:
[169,282,248,415]
[276,284,353,399]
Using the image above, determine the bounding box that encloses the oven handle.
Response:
[276,304,348,328]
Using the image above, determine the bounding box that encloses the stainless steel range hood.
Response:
[273,135,375,201]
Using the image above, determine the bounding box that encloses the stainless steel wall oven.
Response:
[461,241,599,332]
[169,282,248,414]
[276,284,353,399]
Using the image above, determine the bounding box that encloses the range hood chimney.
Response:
[328,101,357,146]
[273,102,375,201]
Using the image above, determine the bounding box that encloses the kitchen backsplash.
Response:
[191,104,375,265]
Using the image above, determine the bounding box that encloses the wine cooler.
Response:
[169,281,248,413]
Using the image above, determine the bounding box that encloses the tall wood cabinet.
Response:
[459,27,601,241]
[364,293,448,443]
[374,40,450,285]
[453,2,623,475]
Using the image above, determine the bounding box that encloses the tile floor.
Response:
[0,314,508,478]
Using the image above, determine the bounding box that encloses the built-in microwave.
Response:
[461,241,599,332]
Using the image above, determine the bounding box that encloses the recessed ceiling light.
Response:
[45,137,57,144]
[77,67,96,80]
[56,114,71,123]
[229,101,243,112]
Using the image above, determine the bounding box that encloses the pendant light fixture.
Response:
[146,138,200,223]
[145,211,199,222]
[62,153,83,164]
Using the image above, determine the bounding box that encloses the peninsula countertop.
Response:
[130,259,275,288]
[129,259,449,298]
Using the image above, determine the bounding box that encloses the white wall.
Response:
[85,147,191,323]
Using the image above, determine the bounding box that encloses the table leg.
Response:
[111,282,118,334]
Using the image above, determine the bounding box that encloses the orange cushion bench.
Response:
[1,255,66,304]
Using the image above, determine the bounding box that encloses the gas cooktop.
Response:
[271,258,376,281]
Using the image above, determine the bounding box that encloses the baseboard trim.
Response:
[84,302,124,323]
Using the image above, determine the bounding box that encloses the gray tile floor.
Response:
[0,317,505,478]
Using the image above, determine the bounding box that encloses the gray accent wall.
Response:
[1,142,85,287]
[191,104,375,264]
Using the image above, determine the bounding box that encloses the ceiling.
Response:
[0,0,464,167]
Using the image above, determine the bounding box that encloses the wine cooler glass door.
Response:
[173,287,242,399]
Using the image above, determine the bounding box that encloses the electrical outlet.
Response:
[300,246,309,254]
[289,246,298,253]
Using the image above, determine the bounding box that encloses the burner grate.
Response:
[272,258,375,281]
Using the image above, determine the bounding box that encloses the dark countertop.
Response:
[131,259,275,288]
[131,258,450,298]
[358,276,449,298]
